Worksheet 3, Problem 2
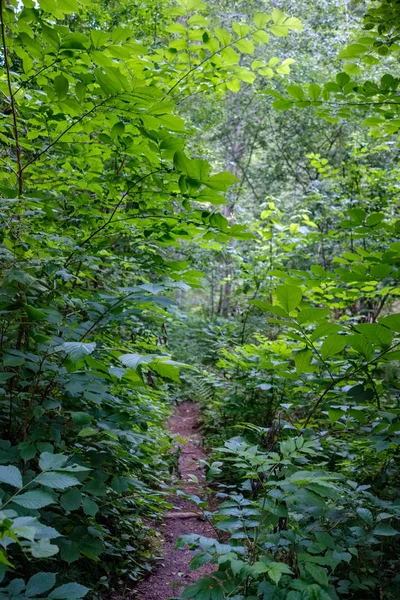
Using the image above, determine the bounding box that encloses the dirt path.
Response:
[133,401,215,600]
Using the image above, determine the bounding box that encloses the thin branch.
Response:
[64,169,165,266]
[21,95,117,172]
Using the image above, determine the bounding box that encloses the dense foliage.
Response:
[0,0,399,599]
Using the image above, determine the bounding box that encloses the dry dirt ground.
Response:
[132,401,216,600]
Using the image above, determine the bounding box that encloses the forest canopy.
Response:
[0,0,399,599]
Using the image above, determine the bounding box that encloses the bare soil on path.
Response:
[133,401,215,600]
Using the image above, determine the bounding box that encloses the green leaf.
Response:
[39,452,68,471]
[54,74,69,98]
[235,39,254,54]
[36,472,80,490]
[0,465,23,488]
[118,353,155,370]
[380,314,400,332]
[266,562,293,584]
[13,490,55,509]
[294,349,313,374]
[297,308,330,325]
[310,323,343,341]
[60,488,82,511]
[336,72,350,87]
[59,540,81,564]
[25,305,47,320]
[339,43,366,59]
[252,30,270,44]
[328,408,345,424]
[77,427,98,437]
[320,334,347,360]
[31,539,59,558]
[348,334,374,361]
[272,99,293,110]
[372,523,399,536]
[287,84,305,101]
[254,12,271,28]
[366,212,385,226]
[49,583,89,599]
[59,342,96,362]
[304,562,329,586]
[204,172,239,191]
[82,496,99,516]
[0,372,15,382]
[275,285,302,313]
[357,507,373,526]
[308,83,321,101]
[26,573,56,597]
[354,324,392,350]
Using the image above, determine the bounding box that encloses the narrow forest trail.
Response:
[133,401,215,600]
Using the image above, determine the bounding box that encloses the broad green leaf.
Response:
[59,342,96,362]
[31,539,59,558]
[60,488,82,511]
[235,39,254,54]
[308,83,321,101]
[348,334,374,361]
[304,562,329,586]
[380,314,400,332]
[310,323,343,342]
[297,308,330,325]
[372,523,399,536]
[275,285,302,313]
[0,465,23,488]
[287,84,305,101]
[204,172,239,191]
[320,334,347,360]
[26,573,56,598]
[54,74,69,98]
[328,408,345,424]
[339,43,367,59]
[118,353,155,370]
[254,12,271,28]
[354,324,392,350]
[13,490,55,509]
[266,562,293,584]
[49,583,89,599]
[357,507,373,525]
[82,497,99,516]
[39,452,68,471]
[294,349,313,374]
[36,472,80,489]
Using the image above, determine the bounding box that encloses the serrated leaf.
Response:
[275,285,302,313]
[0,465,23,488]
[58,342,96,362]
[39,452,68,471]
[26,573,56,597]
[82,496,99,516]
[60,488,82,511]
[13,490,55,509]
[36,472,80,489]
[372,523,399,536]
[348,334,374,361]
[118,353,155,370]
[31,539,59,558]
[294,349,313,375]
[320,334,347,360]
[49,583,89,599]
